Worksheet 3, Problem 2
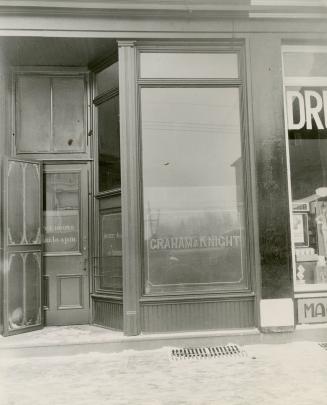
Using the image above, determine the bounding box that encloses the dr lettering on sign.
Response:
[286,89,327,130]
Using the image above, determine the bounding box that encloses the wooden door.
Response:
[43,162,90,325]
[2,157,43,336]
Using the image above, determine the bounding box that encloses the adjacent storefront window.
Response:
[140,49,249,294]
[94,58,122,294]
[283,46,327,292]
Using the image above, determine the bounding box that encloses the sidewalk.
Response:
[1,331,327,405]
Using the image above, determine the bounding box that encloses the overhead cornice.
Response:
[0,1,250,18]
[0,0,325,19]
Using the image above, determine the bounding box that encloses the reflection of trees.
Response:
[152,211,236,238]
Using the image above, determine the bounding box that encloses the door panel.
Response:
[3,158,43,336]
[43,163,89,325]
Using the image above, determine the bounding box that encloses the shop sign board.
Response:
[286,88,327,130]
[298,297,327,323]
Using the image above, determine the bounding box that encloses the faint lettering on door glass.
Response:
[44,211,79,252]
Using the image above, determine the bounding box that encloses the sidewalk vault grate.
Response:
[171,344,247,360]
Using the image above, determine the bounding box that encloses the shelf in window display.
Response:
[295,247,318,262]
[296,255,318,262]
[295,283,327,293]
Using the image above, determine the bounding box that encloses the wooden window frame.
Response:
[118,40,257,335]
[137,43,254,297]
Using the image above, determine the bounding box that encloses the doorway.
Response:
[43,162,90,326]
[0,37,121,336]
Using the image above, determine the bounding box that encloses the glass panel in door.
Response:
[3,158,43,336]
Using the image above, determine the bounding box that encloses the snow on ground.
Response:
[1,341,327,405]
[0,325,123,348]
[0,325,256,348]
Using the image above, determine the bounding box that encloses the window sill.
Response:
[140,291,255,304]
[294,283,327,293]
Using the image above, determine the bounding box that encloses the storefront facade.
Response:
[0,0,327,337]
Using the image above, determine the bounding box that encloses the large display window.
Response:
[139,46,251,295]
[283,46,327,292]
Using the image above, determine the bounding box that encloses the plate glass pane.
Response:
[140,52,238,79]
[44,172,80,253]
[97,96,121,192]
[285,84,327,289]
[8,254,24,330]
[141,87,247,294]
[25,164,41,244]
[284,52,327,77]
[53,77,85,152]
[8,161,24,245]
[16,76,51,153]
[98,212,122,292]
[25,252,41,327]
[96,62,119,95]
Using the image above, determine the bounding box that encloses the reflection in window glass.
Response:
[52,77,85,152]
[8,254,24,329]
[16,76,51,153]
[7,251,42,330]
[97,96,121,192]
[8,161,24,244]
[140,53,239,79]
[97,212,122,292]
[284,52,327,77]
[285,84,327,289]
[44,172,80,253]
[96,62,119,96]
[25,253,41,326]
[141,87,247,294]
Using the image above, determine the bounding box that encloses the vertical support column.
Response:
[249,35,294,331]
[0,40,9,336]
[118,41,141,336]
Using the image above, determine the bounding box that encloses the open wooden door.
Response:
[2,157,43,336]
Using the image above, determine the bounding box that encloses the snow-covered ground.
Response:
[1,340,327,405]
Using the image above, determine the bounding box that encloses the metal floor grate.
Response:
[318,342,327,350]
[171,344,246,360]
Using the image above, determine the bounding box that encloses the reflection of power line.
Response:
[143,121,239,134]
[143,120,238,128]
[146,101,237,108]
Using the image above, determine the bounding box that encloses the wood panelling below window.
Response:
[141,297,255,333]
[92,298,123,330]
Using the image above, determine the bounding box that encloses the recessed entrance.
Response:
[1,36,121,335]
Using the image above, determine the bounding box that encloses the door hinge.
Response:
[88,130,93,137]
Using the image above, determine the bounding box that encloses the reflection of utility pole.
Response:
[147,202,160,238]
